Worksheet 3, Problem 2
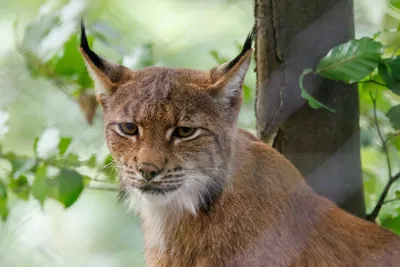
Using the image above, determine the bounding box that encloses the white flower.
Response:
[38,22,77,61]
[36,128,61,159]
[59,0,86,23]
[38,0,86,61]
[0,110,10,139]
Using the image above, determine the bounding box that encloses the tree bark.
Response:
[254,0,365,217]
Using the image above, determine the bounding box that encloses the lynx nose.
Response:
[138,163,160,181]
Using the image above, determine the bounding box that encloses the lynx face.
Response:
[103,68,236,214]
[80,21,254,215]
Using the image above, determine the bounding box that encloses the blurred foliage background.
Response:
[0,0,399,266]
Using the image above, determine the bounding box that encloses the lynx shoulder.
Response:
[80,20,400,267]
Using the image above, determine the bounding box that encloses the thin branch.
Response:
[369,80,387,87]
[366,91,397,222]
[359,80,387,88]
[87,176,116,185]
[86,186,119,192]
[389,171,400,184]
[370,91,393,179]
[383,197,400,205]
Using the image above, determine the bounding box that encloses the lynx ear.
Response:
[208,26,256,105]
[79,20,131,94]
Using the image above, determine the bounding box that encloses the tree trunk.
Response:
[254,0,365,217]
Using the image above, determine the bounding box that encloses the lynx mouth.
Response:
[138,184,182,195]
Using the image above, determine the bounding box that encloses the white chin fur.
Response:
[124,173,211,217]
[122,173,212,250]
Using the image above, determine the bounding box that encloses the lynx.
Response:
[80,20,400,267]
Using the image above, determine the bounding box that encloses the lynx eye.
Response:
[174,127,197,138]
[118,123,138,136]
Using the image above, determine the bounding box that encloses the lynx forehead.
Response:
[103,67,220,126]
[79,20,255,216]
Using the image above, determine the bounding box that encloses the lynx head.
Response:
[80,21,255,216]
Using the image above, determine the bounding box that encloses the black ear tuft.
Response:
[226,25,257,70]
[80,18,103,69]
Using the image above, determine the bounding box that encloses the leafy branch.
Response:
[0,127,119,221]
[299,36,400,223]
[365,91,400,221]
[0,4,158,221]
[14,7,157,125]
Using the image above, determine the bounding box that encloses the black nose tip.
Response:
[138,163,160,181]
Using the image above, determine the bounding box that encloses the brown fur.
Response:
[80,23,400,266]
[145,138,400,266]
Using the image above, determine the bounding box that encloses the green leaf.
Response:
[78,71,93,89]
[386,105,400,130]
[9,175,30,200]
[103,155,113,166]
[299,69,335,112]
[87,155,97,168]
[377,63,400,95]
[82,175,92,187]
[53,35,92,76]
[372,31,381,40]
[380,215,400,234]
[0,181,8,221]
[396,191,400,199]
[387,133,400,151]
[390,0,400,9]
[378,63,395,87]
[386,57,400,80]
[383,57,400,95]
[57,169,84,208]
[52,35,94,90]
[58,137,72,156]
[32,164,47,205]
[316,37,384,83]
